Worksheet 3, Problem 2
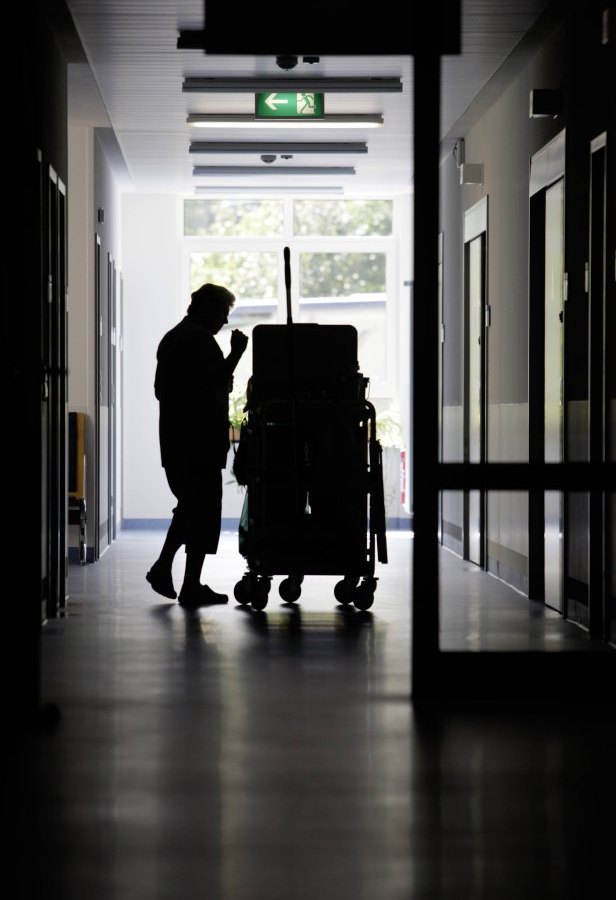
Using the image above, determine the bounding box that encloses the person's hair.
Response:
[187,283,235,318]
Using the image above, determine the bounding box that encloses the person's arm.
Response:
[224,328,249,375]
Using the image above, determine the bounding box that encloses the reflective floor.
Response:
[19,531,615,899]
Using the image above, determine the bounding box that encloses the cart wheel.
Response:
[353,578,376,611]
[251,577,270,611]
[279,575,302,604]
[234,574,253,606]
[334,575,359,606]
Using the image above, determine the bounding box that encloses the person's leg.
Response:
[178,546,228,606]
[146,468,186,599]
[178,468,227,606]
[181,542,207,592]
[156,514,184,569]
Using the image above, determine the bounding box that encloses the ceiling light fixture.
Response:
[189,141,368,154]
[275,55,298,71]
[187,114,383,129]
[193,186,345,195]
[182,76,402,93]
[192,165,355,176]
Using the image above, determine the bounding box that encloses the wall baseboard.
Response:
[121,517,413,533]
[122,518,172,530]
[68,547,96,564]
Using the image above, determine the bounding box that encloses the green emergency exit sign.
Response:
[255,92,324,118]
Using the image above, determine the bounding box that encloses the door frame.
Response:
[588,131,609,638]
[463,196,488,567]
[528,129,566,610]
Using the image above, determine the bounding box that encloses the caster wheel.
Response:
[251,578,270,611]
[279,575,302,604]
[234,576,252,605]
[353,579,375,611]
[334,575,359,606]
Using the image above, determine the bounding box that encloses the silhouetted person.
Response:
[147,283,248,607]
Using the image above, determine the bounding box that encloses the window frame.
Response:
[180,195,399,398]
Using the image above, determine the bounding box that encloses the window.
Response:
[298,251,388,381]
[188,249,279,397]
[184,199,283,236]
[183,197,396,397]
[189,250,278,302]
[294,199,392,236]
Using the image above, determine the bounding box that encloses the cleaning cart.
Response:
[233,247,387,611]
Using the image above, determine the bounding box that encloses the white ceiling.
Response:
[65,0,553,197]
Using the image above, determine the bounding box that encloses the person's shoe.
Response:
[146,563,176,600]
[178,584,229,608]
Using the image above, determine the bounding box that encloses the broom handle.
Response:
[284,246,292,324]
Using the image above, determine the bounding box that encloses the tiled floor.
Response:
[18,531,615,899]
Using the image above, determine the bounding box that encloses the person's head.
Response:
[187,283,235,333]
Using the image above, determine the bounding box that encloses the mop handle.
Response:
[284,246,292,324]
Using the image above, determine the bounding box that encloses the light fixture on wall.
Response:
[529,88,563,118]
[189,141,368,154]
[459,163,483,185]
[182,76,402,93]
[603,7,615,44]
[452,138,465,166]
[192,165,355,176]
[187,114,384,129]
[454,138,482,185]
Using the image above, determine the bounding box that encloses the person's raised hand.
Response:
[231,329,249,356]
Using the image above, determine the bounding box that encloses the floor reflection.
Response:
[237,603,376,657]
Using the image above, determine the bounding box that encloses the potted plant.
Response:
[375,405,408,523]
[375,405,403,450]
[229,386,247,443]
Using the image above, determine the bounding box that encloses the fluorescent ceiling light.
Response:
[189,141,367,154]
[192,166,355,176]
[193,186,344,195]
[187,114,383,129]
[182,77,402,93]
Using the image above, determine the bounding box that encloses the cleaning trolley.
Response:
[233,248,387,611]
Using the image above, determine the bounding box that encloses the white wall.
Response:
[67,125,96,538]
[69,124,125,552]
[121,192,413,525]
[395,194,413,511]
[122,193,182,521]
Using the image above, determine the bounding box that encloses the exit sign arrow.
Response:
[264,93,289,111]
